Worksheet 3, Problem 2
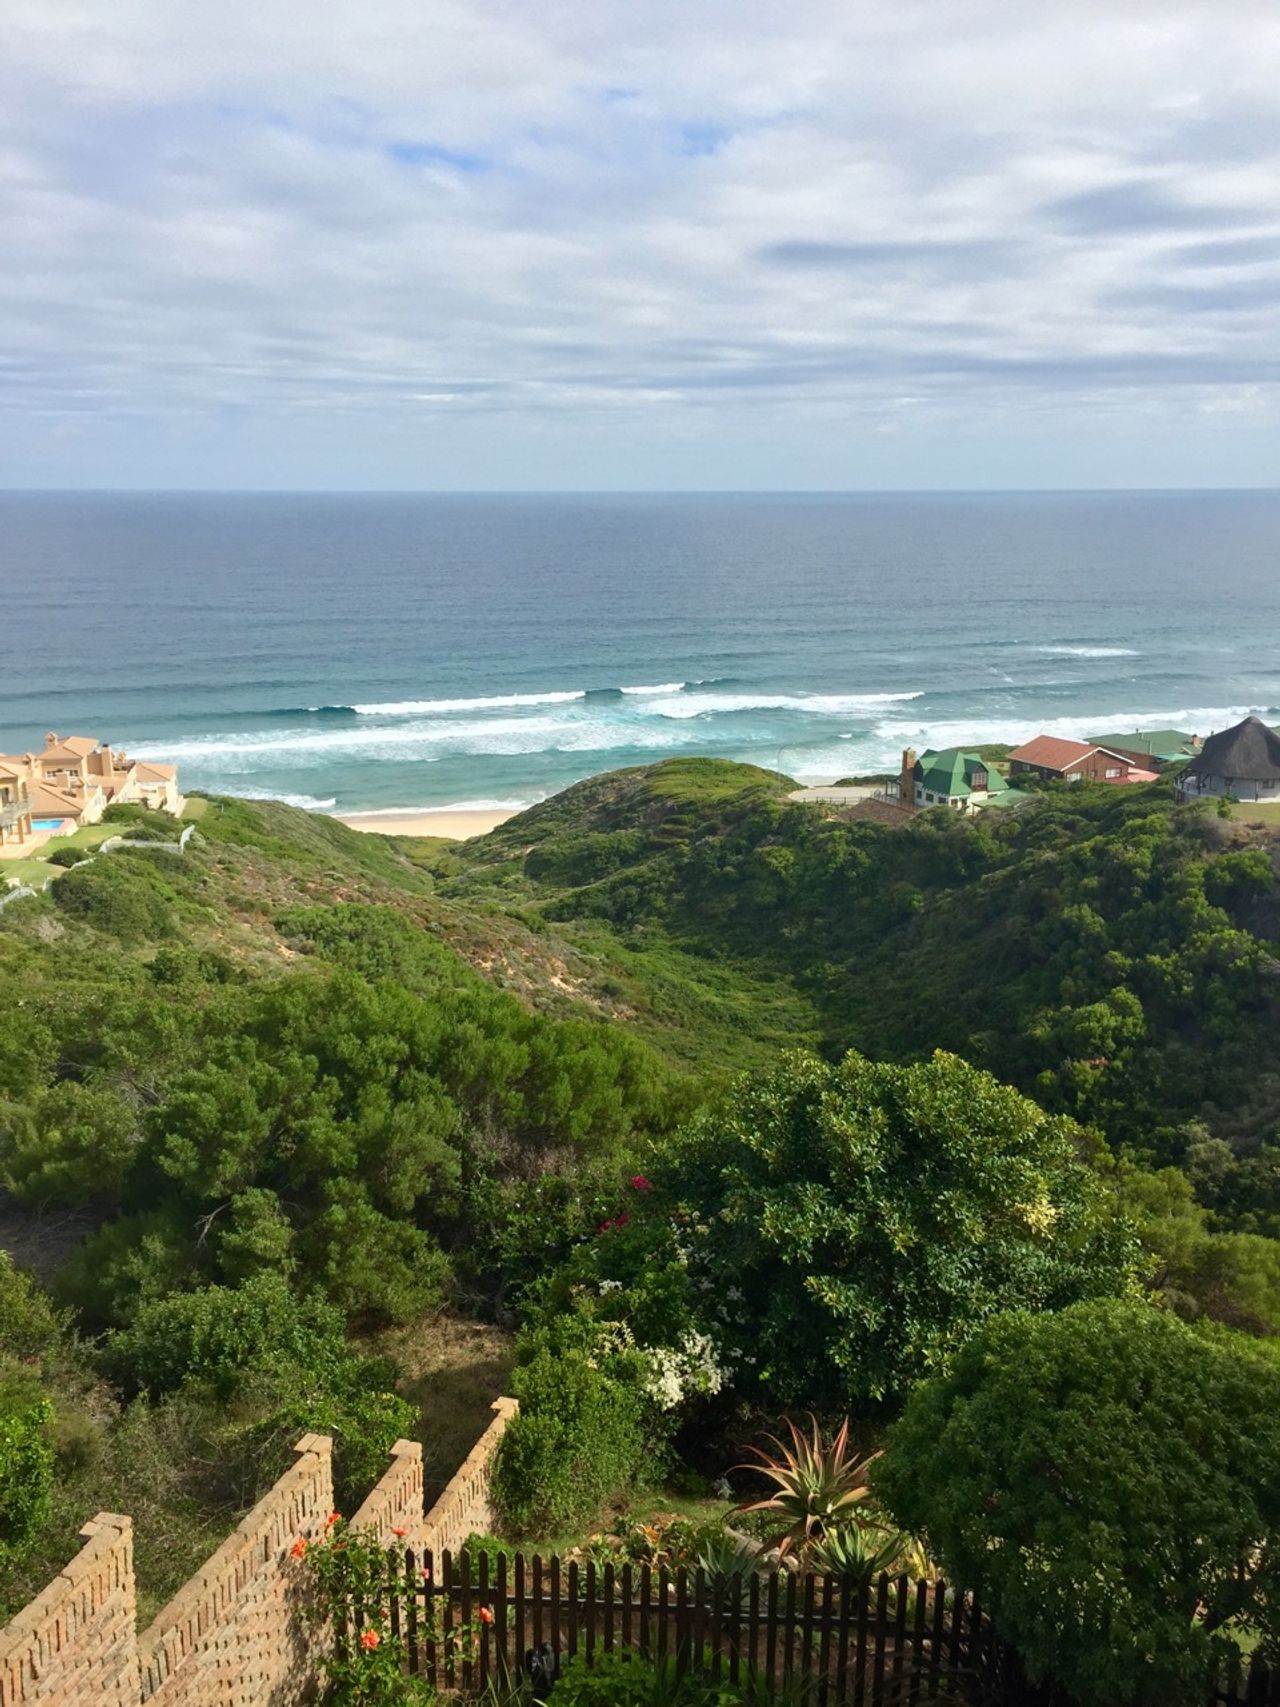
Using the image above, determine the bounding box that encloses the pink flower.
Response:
[360,1629,380,1651]
[614,1212,630,1229]
[629,1175,652,1192]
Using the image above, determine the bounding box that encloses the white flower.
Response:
[641,1330,727,1410]
[598,1279,623,1293]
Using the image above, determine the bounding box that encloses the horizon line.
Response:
[2,484,1279,498]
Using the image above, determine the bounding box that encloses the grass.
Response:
[369,1312,515,1502]
[1226,800,1280,822]
[1,820,119,888]
[526,1489,737,1557]
[1,798,202,891]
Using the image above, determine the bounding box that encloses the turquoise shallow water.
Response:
[1,491,1277,813]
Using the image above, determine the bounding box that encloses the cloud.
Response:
[1042,180,1266,235]
[1,0,1279,484]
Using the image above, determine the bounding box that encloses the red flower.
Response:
[392,1526,408,1539]
[478,1606,494,1624]
[289,1537,308,1560]
[360,1629,380,1651]
[614,1212,630,1228]
[326,1511,342,1529]
[629,1174,652,1192]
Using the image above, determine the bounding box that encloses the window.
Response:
[1105,766,1121,778]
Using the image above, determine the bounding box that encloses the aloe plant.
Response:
[808,1520,906,1584]
[735,1416,879,1555]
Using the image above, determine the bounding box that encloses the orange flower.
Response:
[478,1606,494,1625]
[326,1511,342,1529]
[360,1629,380,1651]
[392,1526,408,1539]
[289,1538,308,1559]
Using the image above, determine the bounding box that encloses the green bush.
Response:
[0,1081,138,1208]
[0,1364,53,1560]
[877,1298,1280,1705]
[559,1048,1143,1413]
[104,1273,418,1508]
[106,1273,348,1399]
[52,857,174,941]
[46,845,90,868]
[0,1252,60,1361]
[549,1650,757,1707]
[492,1344,647,1535]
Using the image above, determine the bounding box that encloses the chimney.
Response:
[44,732,58,748]
[900,747,917,809]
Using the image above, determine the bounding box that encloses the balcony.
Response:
[0,797,32,829]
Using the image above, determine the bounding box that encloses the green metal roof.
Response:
[916,748,1010,800]
[1086,729,1197,761]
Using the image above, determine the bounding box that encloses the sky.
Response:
[2,0,1279,490]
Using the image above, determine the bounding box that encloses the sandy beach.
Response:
[335,808,518,841]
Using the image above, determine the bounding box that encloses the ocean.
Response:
[2,491,1278,814]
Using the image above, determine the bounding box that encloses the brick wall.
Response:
[0,1513,138,1707]
[137,1432,334,1707]
[348,1440,425,1548]
[0,1402,518,1706]
[421,1398,518,1559]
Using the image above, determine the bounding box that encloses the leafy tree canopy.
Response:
[877,1298,1280,1705]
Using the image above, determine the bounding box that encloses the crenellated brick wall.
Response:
[137,1432,334,1707]
[420,1398,518,1559]
[0,1512,138,1707]
[0,1404,517,1706]
[348,1439,425,1549]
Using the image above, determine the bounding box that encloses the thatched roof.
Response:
[1183,716,1280,783]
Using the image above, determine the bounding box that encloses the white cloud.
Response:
[1,0,1279,484]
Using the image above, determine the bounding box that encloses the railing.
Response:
[0,797,31,828]
[338,1548,1280,1707]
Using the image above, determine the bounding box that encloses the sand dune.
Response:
[334,808,516,841]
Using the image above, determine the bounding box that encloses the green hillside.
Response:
[3,762,1280,1659]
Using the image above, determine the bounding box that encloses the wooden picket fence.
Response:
[339,1547,1280,1707]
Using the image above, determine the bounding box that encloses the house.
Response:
[0,757,34,850]
[1007,735,1148,784]
[17,733,185,826]
[900,746,1014,811]
[1085,729,1201,770]
[1176,715,1280,803]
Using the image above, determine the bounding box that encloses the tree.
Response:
[656,1049,1142,1408]
[876,1298,1280,1705]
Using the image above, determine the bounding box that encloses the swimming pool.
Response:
[32,819,72,832]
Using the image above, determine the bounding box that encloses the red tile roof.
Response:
[1008,735,1099,771]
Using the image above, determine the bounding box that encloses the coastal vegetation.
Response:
[2,758,1279,1700]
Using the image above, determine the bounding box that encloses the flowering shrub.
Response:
[302,1518,502,1703]
[301,1519,435,1705]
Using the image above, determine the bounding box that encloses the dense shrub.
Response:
[492,1340,647,1535]
[877,1298,1280,1705]
[534,1049,1143,1416]
[0,1366,53,1560]
[0,1253,60,1361]
[106,1274,416,1508]
[0,1080,138,1208]
[51,856,174,941]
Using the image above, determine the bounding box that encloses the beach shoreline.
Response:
[334,807,519,840]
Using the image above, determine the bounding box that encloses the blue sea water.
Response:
[1,491,1278,814]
